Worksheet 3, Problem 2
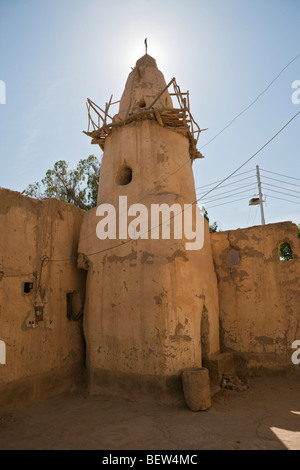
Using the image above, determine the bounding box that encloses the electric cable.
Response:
[69,110,299,260]
[195,170,255,190]
[260,168,300,182]
[199,185,257,205]
[199,53,300,150]
[265,194,300,205]
[205,196,253,210]
[261,187,300,199]
[262,182,300,194]
[260,175,300,188]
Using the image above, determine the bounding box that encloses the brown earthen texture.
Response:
[79,55,220,402]
[181,367,211,411]
[210,222,300,358]
[115,54,173,122]
[0,188,86,413]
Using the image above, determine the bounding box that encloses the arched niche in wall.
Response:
[228,249,240,267]
[116,164,132,186]
[201,305,210,361]
[279,242,293,261]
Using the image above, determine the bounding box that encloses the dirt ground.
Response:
[0,376,299,450]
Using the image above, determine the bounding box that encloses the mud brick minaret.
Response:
[78,53,220,403]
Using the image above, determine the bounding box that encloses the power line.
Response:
[199,52,300,150]
[196,174,256,194]
[203,167,300,220]
[261,187,300,199]
[200,185,257,205]
[261,175,300,188]
[265,194,300,205]
[251,205,260,226]
[21,52,300,264]
[48,182,255,261]
[144,55,298,196]
[260,168,300,182]
[198,182,257,200]
[262,181,300,194]
[205,196,252,210]
[46,109,300,262]
[196,111,300,203]
[245,205,252,227]
[195,169,255,190]
[79,110,300,259]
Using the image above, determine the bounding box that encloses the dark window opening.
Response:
[201,305,209,361]
[116,165,132,186]
[23,282,33,295]
[279,242,293,261]
[228,249,240,267]
[67,291,83,321]
[137,98,146,108]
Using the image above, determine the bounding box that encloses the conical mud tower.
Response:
[78,53,220,404]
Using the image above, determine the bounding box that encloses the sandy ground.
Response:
[0,376,299,450]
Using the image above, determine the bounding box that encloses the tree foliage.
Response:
[25,155,101,211]
[279,225,299,260]
[201,207,219,233]
[208,221,218,233]
[279,242,293,261]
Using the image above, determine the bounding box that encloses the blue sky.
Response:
[0,0,299,230]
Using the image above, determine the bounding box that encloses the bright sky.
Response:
[0,0,299,231]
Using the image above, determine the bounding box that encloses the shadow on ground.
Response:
[0,376,299,450]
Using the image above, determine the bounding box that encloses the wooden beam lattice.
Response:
[84,78,206,160]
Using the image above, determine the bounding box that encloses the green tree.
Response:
[279,242,293,261]
[209,221,218,233]
[25,155,101,211]
[200,207,219,233]
[279,224,300,260]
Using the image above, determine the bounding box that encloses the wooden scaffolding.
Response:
[83,78,206,161]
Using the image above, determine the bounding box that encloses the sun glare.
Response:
[122,37,174,77]
[270,426,300,450]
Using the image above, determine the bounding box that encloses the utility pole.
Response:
[256,165,265,225]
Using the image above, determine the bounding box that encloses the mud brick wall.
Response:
[0,189,86,414]
[210,222,300,361]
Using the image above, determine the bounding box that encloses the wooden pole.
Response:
[148,78,175,109]
[256,165,265,225]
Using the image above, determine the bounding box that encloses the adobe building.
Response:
[211,221,300,376]
[0,189,86,414]
[0,53,299,414]
[78,53,220,404]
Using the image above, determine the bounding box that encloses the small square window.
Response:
[23,282,33,295]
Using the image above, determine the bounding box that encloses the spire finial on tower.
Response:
[144,38,148,55]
